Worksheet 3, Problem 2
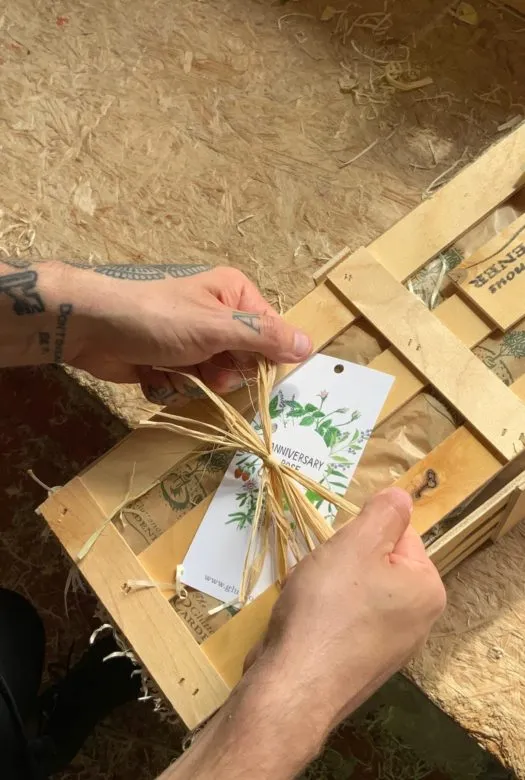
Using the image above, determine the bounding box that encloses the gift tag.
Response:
[182,354,394,603]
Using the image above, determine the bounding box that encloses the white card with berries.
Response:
[182,354,394,603]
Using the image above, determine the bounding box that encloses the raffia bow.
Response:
[140,359,359,605]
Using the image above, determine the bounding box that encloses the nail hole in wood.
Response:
[178,677,185,684]
[192,688,199,696]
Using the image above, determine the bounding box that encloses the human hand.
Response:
[64,263,312,404]
[249,488,446,732]
[158,488,445,780]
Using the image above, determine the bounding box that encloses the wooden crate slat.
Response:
[393,428,501,534]
[491,486,525,540]
[42,480,230,727]
[314,124,525,284]
[202,586,279,688]
[430,512,501,569]
[439,529,493,577]
[327,248,525,461]
[448,213,525,332]
[138,494,214,588]
[426,469,525,562]
[374,295,495,425]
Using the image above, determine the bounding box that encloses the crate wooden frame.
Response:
[41,123,525,731]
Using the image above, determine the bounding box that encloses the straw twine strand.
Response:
[139,358,359,604]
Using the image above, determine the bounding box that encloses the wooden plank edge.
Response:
[491,484,525,540]
[327,247,525,462]
[41,480,230,728]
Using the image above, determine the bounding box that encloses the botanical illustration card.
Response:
[182,354,394,603]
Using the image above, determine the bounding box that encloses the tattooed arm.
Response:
[0,260,311,401]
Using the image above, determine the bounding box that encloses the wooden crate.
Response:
[41,123,525,731]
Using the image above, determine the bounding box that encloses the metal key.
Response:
[412,468,438,499]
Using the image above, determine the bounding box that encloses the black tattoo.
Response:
[182,381,207,399]
[232,311,261,334]
[66,262,209,281]
[147,384,179,403]
[0,270,45,315]
[2,258,32,269]
[54,303,73,363]
[38,331,51,356]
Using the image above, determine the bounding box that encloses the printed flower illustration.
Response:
[227,387,373,529]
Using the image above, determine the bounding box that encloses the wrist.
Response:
[30,261,98,365]
[169,658,329,780]
[0,260,102,367]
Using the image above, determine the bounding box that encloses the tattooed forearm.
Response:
[182,380,207,399]
[0,270,45,315]
[38,331,51,357]
[147,383,179,403]
[54,304,73,363]
[65,262,209,281]
[232,311,261,334]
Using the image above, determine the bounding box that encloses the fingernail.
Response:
[293,331,312,359]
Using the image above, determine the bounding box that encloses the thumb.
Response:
[335,488,413,556]
[225,309,312,363]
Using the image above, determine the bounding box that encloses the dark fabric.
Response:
[0,588,45,780]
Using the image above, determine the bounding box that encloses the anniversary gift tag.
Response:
[182,354,394,603]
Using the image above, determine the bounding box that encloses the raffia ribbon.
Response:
[140,358,359,604]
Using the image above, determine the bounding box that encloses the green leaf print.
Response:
[269,395,280,418]
[324,428,339,448]
[300,416,316,426]
[305,488,324,508]
[328,469,347,479]
[501,330,525,358]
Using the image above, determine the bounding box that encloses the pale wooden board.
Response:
[41,481,230,728]
[138,494,214,586]
[449,213,525,332]
[492,486,525,540]
[327,247,525,461]
[397,429,502,535]
[314,123,525,284]
[431,513,501,569]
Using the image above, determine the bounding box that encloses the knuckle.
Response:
[260,314,283,344]
[215,266,246,286]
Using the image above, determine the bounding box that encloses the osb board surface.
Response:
[1,0,525,774]
[410,524,525,774]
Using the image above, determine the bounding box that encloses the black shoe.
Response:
[30,633,141,776]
